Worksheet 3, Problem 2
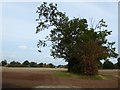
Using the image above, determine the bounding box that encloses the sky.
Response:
[1,1,119,65]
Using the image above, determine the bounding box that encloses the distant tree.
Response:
[114,63,118,69]
[36,2,118,75]
[43,63,47,67]
[57,65,67,68]
[10,61,17,65]
[30,62,37,67]
[38,63,43,67]
[114,57,120,69]
[22,60,30,67]
[47,63,55,68]
[1,60,7,66]
[57,65,63,68]
[117,57,120,69]
[103,60,114,69]
[7,61,21,67]
[98,61,103,69]
[57,65,64,68]
[64,64,68,68]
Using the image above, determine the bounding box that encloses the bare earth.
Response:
[1,67,119,89]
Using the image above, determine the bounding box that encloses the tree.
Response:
[30,62,37,67]
[36,2,118,75]
[8,61,21,67]
[22,60,30,67]
[114,63,118,69]
[1,60,7,66]
[103,60,114,69]
[43,63,47,67]
[57,65,67,68]
[117,57,120,69]
[114,57,120,69]
[38,62,44,67]
[47,63,55,68]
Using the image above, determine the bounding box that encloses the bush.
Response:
[38,63,43,67]
[29,62,38,67]
[117,57,120,69]
[1,60,7,66]
[47,63,55,68]
[114,63,118,69]
[103,60,114,69]
[7,61,22,67]
[22,60,30,67]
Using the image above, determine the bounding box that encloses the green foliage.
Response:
[54,71,79,78]
[54,71,109,80]
[22,60,30,67]
[114,63,118,69]
[1,60,7,66]
[7,61,22,67]
[4,60,57,68]
[103,60,114,69]
[117,57,120,69]
[114,57,120,69]
[57,64,68,68]
[29,62,37,67]
[47,63,55,68]
[36,2,118,75]
[98,61,103,69]
[91,75,107,80]
[38,63,44,67]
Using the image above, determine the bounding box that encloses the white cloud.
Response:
[18,45,28,50]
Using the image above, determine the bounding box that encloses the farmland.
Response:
[2,67,119,88]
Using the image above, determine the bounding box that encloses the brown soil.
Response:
[1,67,119,89]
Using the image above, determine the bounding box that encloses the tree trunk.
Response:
[67,56,98,75]
[81,58,98,75]
[68,57,81,74]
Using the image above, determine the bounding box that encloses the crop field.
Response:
[1,67,119,89]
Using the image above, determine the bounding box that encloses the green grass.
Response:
[91,75,106,80]
[53,71,79,78]
[53,71,110,80]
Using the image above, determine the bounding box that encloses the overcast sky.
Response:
[1,1,118,65]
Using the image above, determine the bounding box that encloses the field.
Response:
[1,67,119,89]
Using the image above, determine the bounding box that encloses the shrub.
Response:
[103,60,114,69]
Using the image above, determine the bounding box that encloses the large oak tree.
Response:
[35,2,118,75]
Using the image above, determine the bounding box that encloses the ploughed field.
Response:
[2,67,119,88]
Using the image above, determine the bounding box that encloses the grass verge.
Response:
[53,71,111,80]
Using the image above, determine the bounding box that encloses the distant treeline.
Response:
[0,59,120,69]
[0,60,67,68]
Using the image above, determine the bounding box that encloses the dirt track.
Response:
[1,67,119,89]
